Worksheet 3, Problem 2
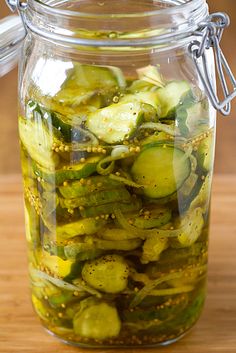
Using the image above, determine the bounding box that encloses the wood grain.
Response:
[0,0,236,174]
[0,174,236,353]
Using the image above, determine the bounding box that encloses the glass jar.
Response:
[1,0,236,348]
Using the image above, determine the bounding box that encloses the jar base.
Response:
[44,327,191,349]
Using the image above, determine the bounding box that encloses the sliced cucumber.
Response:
[56,218,107,239]
[128,79,156,93]
[60,188,131,209]
[101,227,140,241]
[156,81,191,118]
[64,242,103,261]
[140,131,173,146]
[46,110,91,144]
[178,172,199,212]
[190,174,212,213]
[176,97,210,137]
[141,236,169,264]
[128,205,172,229]
[36,249,74,278]
[55,63,126,107]
[197,133,215,172]
[27,100,100,148]
[24,200,40,247]
[33,156,101,186]
[80,197,141,218]
[82,254,129,294]
[65,237,141,257]
[177,208,204,247]
[122,295,188,322]
[19,116,60,169]
[120,92,161,117]
[59,176,122,199]
[93,238,142,251]
[131,143,191,199]
[73,299,121,340]
[86,101,145,144]
[137,65,166,88]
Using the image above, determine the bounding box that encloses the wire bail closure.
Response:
[7,0,27,12]
[189,12,236,116]
[6,0,28,32]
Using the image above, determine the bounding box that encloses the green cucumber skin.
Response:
[131,143,191,199]
[56,218,106,239]
[27,101,74,143]
[19,116,60,169]
[156,81,191,118]
[55,163,98,186]
[80,198,142,218]
[132,206,172,229]
[33,162,98,186]
[122,295,188,322]
[59,176,122,199]
[60,188,131,209]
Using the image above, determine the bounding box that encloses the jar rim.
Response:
[24,0,209,48]
[31,0,206,19]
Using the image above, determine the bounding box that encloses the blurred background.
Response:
[0,0,235,175]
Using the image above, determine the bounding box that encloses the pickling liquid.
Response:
[20,64,214,347]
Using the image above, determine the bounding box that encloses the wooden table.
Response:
[0,174,236,353]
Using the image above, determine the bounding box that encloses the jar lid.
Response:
[0,16,25,77]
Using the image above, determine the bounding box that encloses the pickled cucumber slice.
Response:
[137,65,166,88]
[123,294,188,322]
[190,175,212,213]
[197,133,215,172]
[176,208,204,247]
[48,291,77,309]
[24,200,40,247]
[156,81,191,118]
[86,101,145,144]
[59,176,122,199]
[64,237,141,259]
[56,218,106,239]
[55,63,126,107]
[37,249,74,278]
[94,238,142,251]
[120,91,161,116]
[60,188,131,209]
[141,236,169,264]
[128,79,156,93]
[176,98,209,137]
[47,109,95,144]
[140,131,173,146]
[178,172,199,212]
[34,156,101,186]
[32,295,50,321]
[64,242,103,261]
[131,205,172,229]
[131,143,191,199]
[82,254,129,294]
[101,227,141,241]
[80,197,141,218]
[73,298,121,340]
[19,116,60,169]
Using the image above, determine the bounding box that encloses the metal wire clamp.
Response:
[189,13,236,116]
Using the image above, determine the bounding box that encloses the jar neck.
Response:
[23,0,209,48]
